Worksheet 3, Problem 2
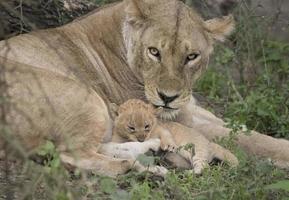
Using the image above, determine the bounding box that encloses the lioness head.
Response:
[112,99,159,142]
[123,0,234,118]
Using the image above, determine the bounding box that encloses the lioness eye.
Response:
[148,47,161,58]
[128,126,135,132]
[185,53,200,64]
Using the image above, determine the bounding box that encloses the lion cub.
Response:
[111,99,239,174]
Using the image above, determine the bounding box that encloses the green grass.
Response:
[68,154,289,199]
[22,147,286,199]
[195,37,289,139]
[194,2,289,138]
[4,137,287,200]
[93,145,288,200]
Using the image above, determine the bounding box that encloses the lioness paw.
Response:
[149,166,168,177]
[146,138,161,151]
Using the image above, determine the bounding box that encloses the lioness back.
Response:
[2,60,111,153]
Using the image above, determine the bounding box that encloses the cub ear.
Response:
[124,0,145,26]
[204,15,235,42]
[155,107,163,116]
[109,103,119,119]
[152,106,163,116]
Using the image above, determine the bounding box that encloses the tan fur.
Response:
[1,61,169,176]
[0,0,289,176]
[112,99,157,142]
[112,99,238,174]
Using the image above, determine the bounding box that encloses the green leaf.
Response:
[136,154,155,166]
[51,157,61,168]
[265,180,289,192]
[266,51,281,61]
[44,141,55,151]
[38,141,56,156]
[111,190,130,200]
[257,107,269,116]
[56,192,70,200]
[100,178,117,194]
[44,166,51,173]
[195,195,210,200]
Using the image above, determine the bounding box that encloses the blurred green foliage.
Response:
[196,38,289,139]
[195,2,289,138]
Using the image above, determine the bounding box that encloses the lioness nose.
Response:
[158,91,179,104]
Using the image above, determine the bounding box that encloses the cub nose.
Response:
[138,137,145,142]
[157,91,179,105]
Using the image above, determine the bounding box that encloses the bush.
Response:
[195,3,289,138]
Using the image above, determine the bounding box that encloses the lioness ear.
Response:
[125,0,145,26]
[205,15,235,42]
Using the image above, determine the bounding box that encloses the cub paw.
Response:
[192,157,208,175]
[193,165,203,175]
[161,138,178,152]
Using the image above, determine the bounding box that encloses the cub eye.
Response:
[148,47,161,60]
[128,126,135,132]
[144,124,151,131]
[185,53,200,64]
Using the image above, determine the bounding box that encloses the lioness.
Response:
[99,99,238,174]
[1,0,289,176]
[1,62,169,176]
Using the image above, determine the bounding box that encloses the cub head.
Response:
[123,0,234,119]
[112,99,160,142]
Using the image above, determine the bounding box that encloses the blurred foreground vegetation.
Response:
[0,0,289,199]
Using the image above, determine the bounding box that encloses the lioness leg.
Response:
[60,144,167,177]
[98,139,168,176]
[60,150,134,177]
[181,101,289,168]
[98,138,161,159]
[193,124,289,168]
[61,151,167,177]
[210,143,239,167]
